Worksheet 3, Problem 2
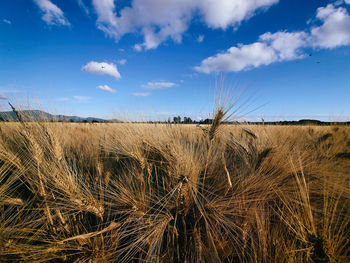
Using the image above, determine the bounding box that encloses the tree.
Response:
[200,118,212,124]
[183,117,193,124]
[173,116,181,123]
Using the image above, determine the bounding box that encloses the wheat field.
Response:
[0,112,349,262]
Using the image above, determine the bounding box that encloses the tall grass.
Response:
[0,117,349,262]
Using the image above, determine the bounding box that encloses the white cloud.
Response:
[195,42,278,73]
[134,44,143,52]
[197,35,204,43]
[311,4,350,49]
[196,3,350,73]
[0,94,9,100]
[132,92,151,97]
[259,31,308,60]
[77,0,89,15]
[117,59,127,65]
[197,0,279,29]
[92,0,279,50]
[82,61,121,79]
[195,31,307,73]
[183,73,198,78]
[334,0,345,6]
[97,85,116,93]
[33,0,70,26]
[141,81,177,90]
[73,96,91,103]
[345,0,350,4]
[3,19,11,25]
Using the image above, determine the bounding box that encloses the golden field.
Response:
[0,116,349,262]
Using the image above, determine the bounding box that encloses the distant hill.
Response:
[244,119,350,126]
[0,110,348,125]
[0,110,107,122]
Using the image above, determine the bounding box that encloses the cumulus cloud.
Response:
[3,19,11,25]
[345,0,350,4]
[33,0,70,26]
[82,61,121,79]
[117,59,127,65]
[134,44,143,52]
[197,0,279,29]
[141,81,176,90]
[0,94,9,100]
[259,31,308,60]
[92,0,278,50]
[195,31,308,73]
[311,4,350,48]
[195,42,278,73]
[97,85,116,93]
[195,3,350,73]
[132,92,151,97]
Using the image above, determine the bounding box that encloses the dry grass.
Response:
[0,118,349,262]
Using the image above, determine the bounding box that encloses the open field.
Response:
[0,119,350,262]
[2,1,350,262]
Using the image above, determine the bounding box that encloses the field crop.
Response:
[0,112,349,262]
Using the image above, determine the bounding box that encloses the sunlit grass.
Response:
[0,117,349,262]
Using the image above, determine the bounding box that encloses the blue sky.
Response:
[0,0,350,121]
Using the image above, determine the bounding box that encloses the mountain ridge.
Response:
[0,110,108,122]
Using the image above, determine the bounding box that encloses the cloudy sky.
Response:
[0,0,350,121]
